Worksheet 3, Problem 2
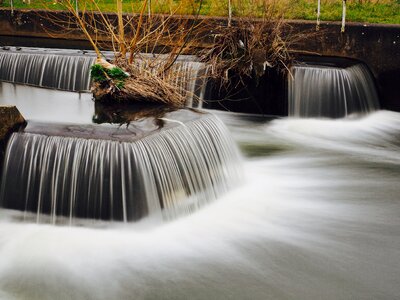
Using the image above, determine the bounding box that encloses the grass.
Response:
[1,0,399,24]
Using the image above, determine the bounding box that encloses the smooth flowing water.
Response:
[0,56,399,299]
[1,99,400,299]
[288,63,380,118]
[0,114,241,224]
[0,48,95,91]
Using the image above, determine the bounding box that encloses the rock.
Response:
[0,106,25,181]
[0,105,26,142]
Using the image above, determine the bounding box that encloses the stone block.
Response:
[0,105,26,142]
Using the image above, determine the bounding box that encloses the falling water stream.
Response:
[0,48,95,91]
[0,51,399,299]
[0,115,242,224]
[288,63,380,117]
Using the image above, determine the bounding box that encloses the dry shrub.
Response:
[201,18,293,88]
[36,0,306,105]
[36,0,206,106]
[91,65,187,106]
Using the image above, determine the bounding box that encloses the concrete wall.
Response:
[0,9,399,111]
[289,20,400,111]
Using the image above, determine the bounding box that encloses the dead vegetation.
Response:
[37,0,304,106]
[201,18,293,87]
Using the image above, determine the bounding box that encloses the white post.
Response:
[316,0,321,30]
[228,0,232,27]
[10,0,13,15]
[341,0,346,33]
[148,0,151,17]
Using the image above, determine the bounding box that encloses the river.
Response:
[0,82,400,299]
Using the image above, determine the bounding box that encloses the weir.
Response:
[0,110,242,224]
[0,48,95,91]
[288,62,380,118]
[0,46,384,224]
[0,47,381,117]
[0,12,398,298]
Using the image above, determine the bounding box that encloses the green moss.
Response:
[90,64,128,84]
[90,64,108,82]
[116,81,125,90]
[108,67,129,81]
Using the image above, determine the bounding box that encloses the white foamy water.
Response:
[1,110,400,299]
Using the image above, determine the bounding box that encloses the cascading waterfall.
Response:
[0,113,242,224]
[0,49,95,91]
[0,48,208,105]
[288,63,380,118]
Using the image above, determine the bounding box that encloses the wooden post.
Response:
[316,0,321,30]
[228,0,232,27]
[148,0,151,17]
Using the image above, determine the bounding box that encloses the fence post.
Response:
[316,0,321,30]
[228,0,232,27]
[341,0,346,32]
[148,0,151,17]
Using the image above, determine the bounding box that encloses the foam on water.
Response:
[1,110,400,299]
